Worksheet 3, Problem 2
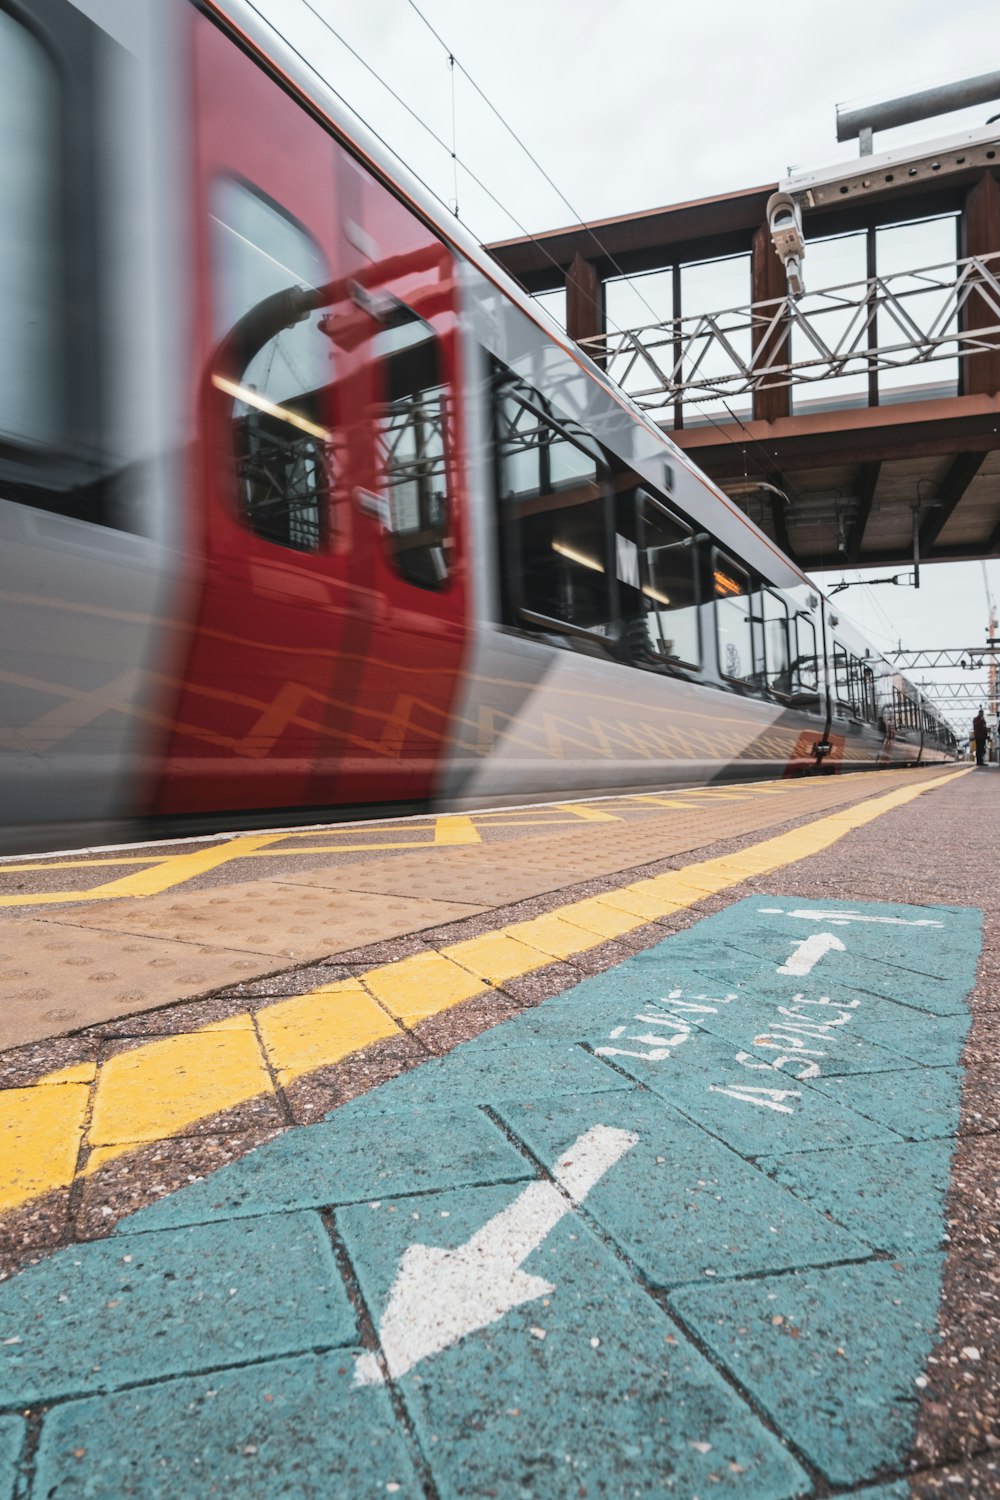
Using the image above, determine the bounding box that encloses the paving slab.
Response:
[337,1185,809,1500]
[762,1139,955,1254]
[495,1089,868,1288]
[670,1256,945,1487]
[0,1211,355,1405]
[0,1419,22,1500]
[118,1106,536,1232]
[803,1064,965,1140]
[32,1354,422,1499]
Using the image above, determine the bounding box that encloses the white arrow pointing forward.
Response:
[776,931,847,976]
[354,1123,638,1386]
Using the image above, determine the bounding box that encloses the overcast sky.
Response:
[255,0,999,731]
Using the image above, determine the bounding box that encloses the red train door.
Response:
[329,153,469,806]
[155,14,467,816]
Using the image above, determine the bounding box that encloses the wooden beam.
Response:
[919,451,987,553]
[846,462,881,563]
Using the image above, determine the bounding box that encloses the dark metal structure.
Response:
[486,114,1000,576]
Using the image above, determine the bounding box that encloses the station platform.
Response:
[0,765,997,1497]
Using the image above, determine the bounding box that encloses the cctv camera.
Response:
[766,191,806,297]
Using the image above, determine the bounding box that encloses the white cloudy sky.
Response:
[253,0,999,730]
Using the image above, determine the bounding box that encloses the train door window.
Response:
[794,613,819,693]
[1,9,59,450]
[211,178,334,553]
[714,553,759,686]
[762,590,791,695]
[372,306,451,589]
[861,663,876,721]
[616,490,700,666]
[496,380,613,639]
[0,2,114,525]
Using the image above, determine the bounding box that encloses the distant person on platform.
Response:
[973,708,988,766]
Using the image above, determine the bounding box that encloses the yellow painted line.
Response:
[0,768,968,1215]
[0,1080,89,1213]
[552,802,621,822]
[626,795,704,809]
[434,815,481,845]
[239,980,400,1089]
[363,950,487,1027]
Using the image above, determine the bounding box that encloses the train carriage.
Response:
[0,0,956,850]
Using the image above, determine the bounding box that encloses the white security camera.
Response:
[766,191,805,297]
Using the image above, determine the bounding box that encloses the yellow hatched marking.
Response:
[625,794,705,809]
[552,803,620,822]
[0,767,969,1214]
[255,981,403,1087]
[363,950,487,1027]
[0,1081,89,1212]
[434,815,481,845]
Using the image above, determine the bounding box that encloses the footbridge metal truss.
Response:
[580,253,1000,412]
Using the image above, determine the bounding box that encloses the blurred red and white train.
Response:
[0,0,956,850]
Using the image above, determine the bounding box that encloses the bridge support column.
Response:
[750,223,791,424]
[565,253,604,355]
[962,170,1000,397]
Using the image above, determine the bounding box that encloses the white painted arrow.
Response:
[776,931,846,976]
[354,1123,638,1386]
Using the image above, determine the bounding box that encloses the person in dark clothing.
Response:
[973,708,988,766]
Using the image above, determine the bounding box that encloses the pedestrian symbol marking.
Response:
[354,1124,638,1386]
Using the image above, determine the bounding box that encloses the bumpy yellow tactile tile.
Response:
[363,950,488,1026]
[88,1023,274,1146]
[0,1082,90,1210]
[255,981,403,1085]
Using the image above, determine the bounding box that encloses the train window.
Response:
[0,3,116,526]
[0,11,60,449]
[496,382,613,639]
[714,554,759,686]
[615,491,700,667]
[861,662,876,722]
[762,590,791,694]
[794,614,819,692]
[372,306,451,590]
[211,179,334,553]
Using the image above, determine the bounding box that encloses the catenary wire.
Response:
[289,0,793,493]
[245,0,802,508]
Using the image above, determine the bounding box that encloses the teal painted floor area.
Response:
[0,894,981,1496]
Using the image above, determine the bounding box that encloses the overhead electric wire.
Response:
[247,0,801,506]
[402,0,803,500]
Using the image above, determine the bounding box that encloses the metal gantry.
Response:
[580,251,1000,412]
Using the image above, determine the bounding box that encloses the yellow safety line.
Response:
[0,778,884,904]
[0,767,968,1217]
[434,816,481,845]
[552,803,621,821]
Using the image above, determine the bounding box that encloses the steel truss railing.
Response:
[579,252,1000,409]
